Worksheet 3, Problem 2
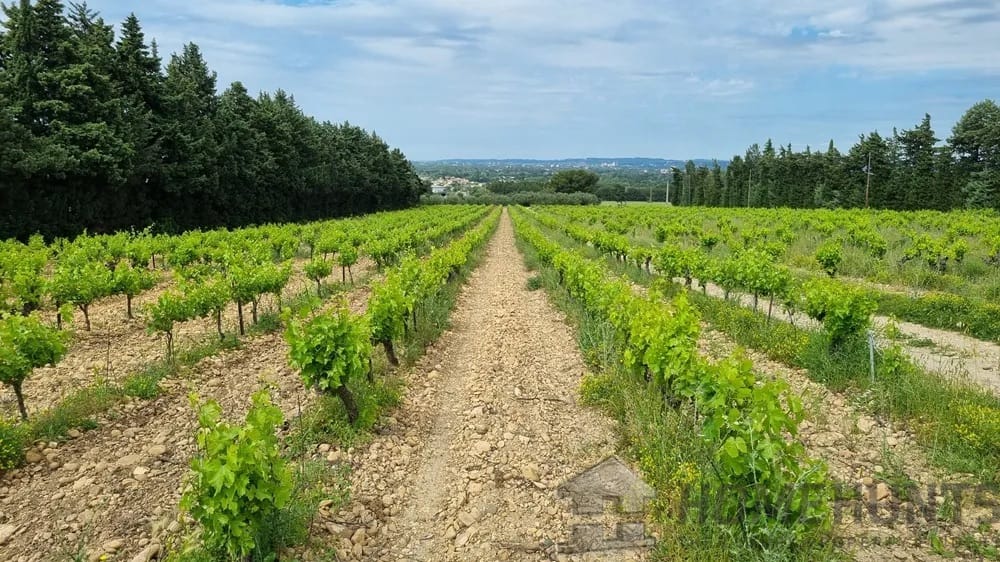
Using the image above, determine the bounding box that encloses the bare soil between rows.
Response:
[331,211,649,561]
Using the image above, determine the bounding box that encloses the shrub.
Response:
[0,314,68,420]
[799,279,876,348]
[952,403,1000,459]
[337,245,359,283]
[286,307,372,424]
[0,417,27,470]
[182,390,293,560]
[304,257,333,295]
[146,290,191,360]
[814,242,842,277]
[698,354,833,543]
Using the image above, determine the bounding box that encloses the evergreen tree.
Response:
[215,81,264,223]
[159,42,219,226]
[115,13,164,225]
[895,114,939,210]
[950,100,1000,209]
[706,160,723,206]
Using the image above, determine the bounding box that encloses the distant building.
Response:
[431,185,447,195]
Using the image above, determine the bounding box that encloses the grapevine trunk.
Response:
[335,384,359,424]
[382,339,399,367]
[12,382,28,421]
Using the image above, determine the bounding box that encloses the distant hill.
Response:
[415,157,727,170]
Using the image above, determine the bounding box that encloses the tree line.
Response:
[672,101,999,210]
[0,1,424,240]
[475,101,1000,210]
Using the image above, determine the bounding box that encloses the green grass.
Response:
[872,290,1000,342]
[526,211,1000,486]
[515,229,839,562]
[29,381,119,442]
[285,377,402,458]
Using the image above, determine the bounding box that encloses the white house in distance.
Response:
[427,176,481,196]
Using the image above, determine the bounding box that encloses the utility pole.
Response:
[665,172,671,204]
[864,152,872,209]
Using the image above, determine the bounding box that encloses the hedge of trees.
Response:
[0,1,424,240]
[672,102,1000,211]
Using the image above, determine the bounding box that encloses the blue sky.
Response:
[81,0,1000,160]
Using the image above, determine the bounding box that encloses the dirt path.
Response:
[0,286,371,562]
[329,211,650,561]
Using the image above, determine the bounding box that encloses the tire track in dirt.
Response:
[337,210,650,561]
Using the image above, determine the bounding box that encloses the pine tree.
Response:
[949,99,1000,209]
[215,81,264,223]
[846,132,893,208]
[62,2,131,227]
[160,42,219,226]
[115,13,165,225]
[895,114,939,210]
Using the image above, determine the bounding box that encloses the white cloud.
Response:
[74,0,1000,158]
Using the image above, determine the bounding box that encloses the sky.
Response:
[79,0,1000,161]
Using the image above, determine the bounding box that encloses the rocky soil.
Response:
[0,280,371,562]
[0,259,329,420]
[1,215,653,562]
[318,212,651,561]
[699,328,1000,561]
[4,210,996,562]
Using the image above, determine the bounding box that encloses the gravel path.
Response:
[336,210,650,561]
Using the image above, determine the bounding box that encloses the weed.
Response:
[263,460,350,552]
[956,534,1000,560]
[876,446,917,501]
[121,363,171,399]
[0,416,27,469]
[928,529,955,558]
[936,492,955,522]
[30,380,119,442]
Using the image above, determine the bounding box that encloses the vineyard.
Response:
[1,205,999,561]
